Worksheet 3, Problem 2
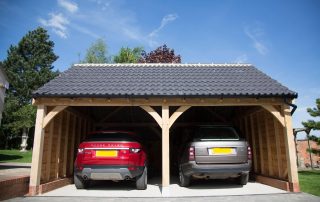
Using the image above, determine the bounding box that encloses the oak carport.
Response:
[29,63,299,195]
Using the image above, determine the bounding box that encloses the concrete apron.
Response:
[40,178,287,197]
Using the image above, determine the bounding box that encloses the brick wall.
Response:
[0,176,29,201]
[297,140,320,167]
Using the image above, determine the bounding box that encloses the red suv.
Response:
[74,131,148,190]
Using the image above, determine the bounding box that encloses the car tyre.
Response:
[238,173,249,185]
[74,174,88,189]
[136,167,147,190]
[179,167,190,187]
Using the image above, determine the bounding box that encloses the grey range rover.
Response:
[178,125,252,187]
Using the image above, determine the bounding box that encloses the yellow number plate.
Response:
[212,148,233,155]
[96,150,118,157]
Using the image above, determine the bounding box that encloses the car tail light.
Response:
[129,148,141,153]
[78,148,84,154]
[248,146,252,160]
[189,146,195,161]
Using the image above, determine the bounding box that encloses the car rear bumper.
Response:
[181,161,251,177]
[75,165,144,180]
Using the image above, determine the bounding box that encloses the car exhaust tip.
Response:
[83,175,88,180]
[124,176,130,180]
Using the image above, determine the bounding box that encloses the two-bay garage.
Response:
[29,63,299,196]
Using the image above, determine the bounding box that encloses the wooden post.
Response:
[256,113,266,175]
[273,117,283,179]
[29,105,46,195]
[283,106,300,192]
[55,113,63,179]
[140,105,190,196]
[250,115,258,173]
[162,105,170,187]
[45,121,54,181]
[264,113,273,177]
[68,115,76,175]
[63,112,70,177]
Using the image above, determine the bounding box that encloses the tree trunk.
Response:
[306,132,314,169]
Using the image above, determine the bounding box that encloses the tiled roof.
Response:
[33,63,297,98]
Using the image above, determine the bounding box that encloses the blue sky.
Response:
[0,0,319,138]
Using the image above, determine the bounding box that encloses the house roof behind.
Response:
[33,63,297,99]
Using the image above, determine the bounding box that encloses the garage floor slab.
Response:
[41,177,287,197]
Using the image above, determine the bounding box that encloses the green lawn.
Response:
[0,150,32,163]
[299,170,320,196]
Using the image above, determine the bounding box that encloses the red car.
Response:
[74,131,148,190]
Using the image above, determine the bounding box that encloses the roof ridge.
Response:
[73,63,253,67]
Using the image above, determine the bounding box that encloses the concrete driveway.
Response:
[7,193,320,202]
[40,177,287,197]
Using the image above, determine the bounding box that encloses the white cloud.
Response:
[58,0,78,13]
[70,23,100,39]
[39,13,69,38]
[234,54,248,63]
[244,25,268,55]
[148,14,178,38]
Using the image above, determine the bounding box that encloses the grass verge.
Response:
[299,170,320,196]
[0,150,32,163]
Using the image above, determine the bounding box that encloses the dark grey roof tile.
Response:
[33,63,297,98]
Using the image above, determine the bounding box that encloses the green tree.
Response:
[302,98,320,156]
[1,27,59,149]
[113,47,143,63]
[83,38,108,63]
[139,44,181,63]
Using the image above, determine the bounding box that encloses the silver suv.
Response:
[178,125,252,187]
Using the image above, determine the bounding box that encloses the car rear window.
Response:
[85,132,141,142]
[194,127,240,141]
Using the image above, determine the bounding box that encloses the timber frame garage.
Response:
[29,63,299,195]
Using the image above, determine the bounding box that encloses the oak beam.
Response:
[264,113,274,177]
[55,113,63,179]
[262,105,285,127]
[45,121,54,182]
[168,106,191,128]
[30,105,46,191]
[162,105,170,189]
[98,107,124,123]
[283,106,300,192]
[63,112,70,177]
[274,117,283,179]
[42,106,67,128]
[256,113,265,175]
[68,115,76,175]
[250,115,258,173]
[140,106,163,128]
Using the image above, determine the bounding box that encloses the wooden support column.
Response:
[45,121,54,181]
[273,117,283,179]
[55,113,63,179]
[63,112,70,177]
[283,106,300,192]
[250,115,258,173]
[29,105,46,195]
[161,105,170,188]
[68,115,76,175]
[264,113,273,177]
[140,105,190,196]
